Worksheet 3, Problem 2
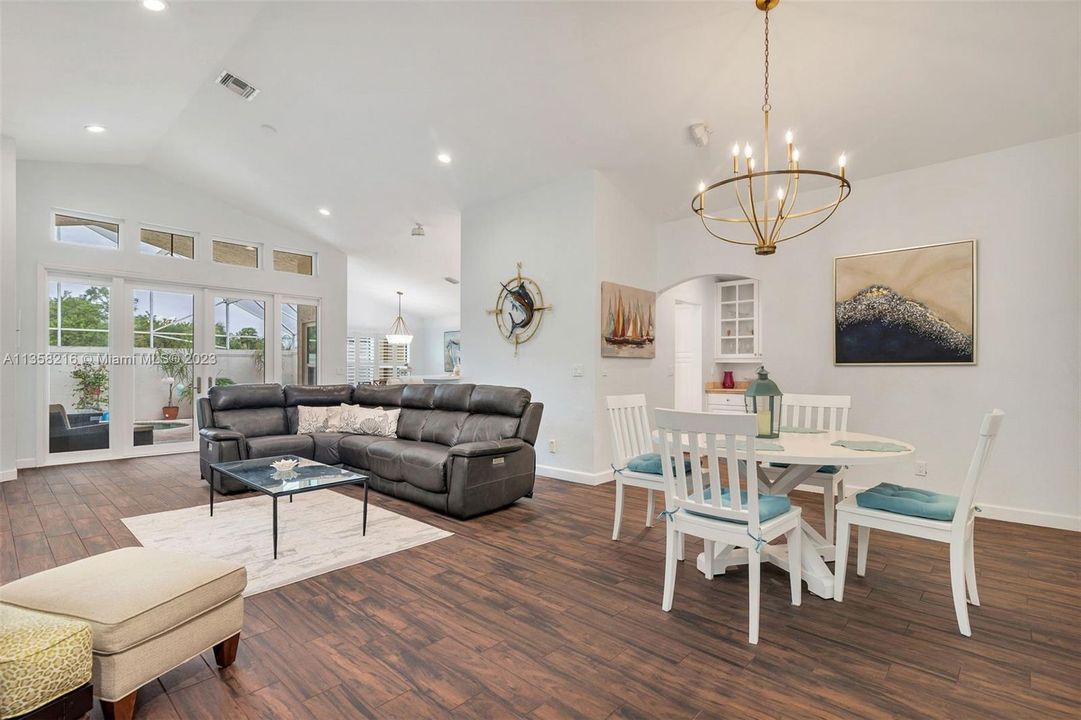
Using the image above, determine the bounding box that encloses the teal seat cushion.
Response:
[685,488,791,524]
[771,462,842,474]
[855,483,958,521]
[624,453,693,476]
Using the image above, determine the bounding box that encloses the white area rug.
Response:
[122,490,452,596]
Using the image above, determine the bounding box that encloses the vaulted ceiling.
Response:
[4,1,1078,317]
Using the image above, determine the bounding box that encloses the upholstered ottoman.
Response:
[0,605,92,720]
[0,548,246,720]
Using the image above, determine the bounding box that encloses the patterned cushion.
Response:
[855,483,958,521]
[685,488,792,524]
[625,453,693,476]
[0,604,92,719]
[336,404,400,437]
[296,405,333,433]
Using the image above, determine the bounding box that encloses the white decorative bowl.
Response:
[270,458,299,472]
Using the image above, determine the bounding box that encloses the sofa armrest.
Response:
[200,428,246,442]
[517,402,543,445]
[449,438,524,458]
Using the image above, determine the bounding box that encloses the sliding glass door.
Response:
[280,301,318,386]
[46,276,113,456]
[42,273,312,465]
[131,286,198,448]
[212,295,267,389]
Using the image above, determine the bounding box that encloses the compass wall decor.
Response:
[487,262,551,355]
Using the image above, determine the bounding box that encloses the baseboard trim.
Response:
[16,457,36,469]
[972,503,1080,532]
[537,465,612,486]
[0,468,16,482]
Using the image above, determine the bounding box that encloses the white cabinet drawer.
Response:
[705,393,746,414]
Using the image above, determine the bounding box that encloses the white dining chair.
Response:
[763,393,851,544]
[605,394,664,541]
[833,410,1004,637]
[655,409,802,644]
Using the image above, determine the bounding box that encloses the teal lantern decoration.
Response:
[744,366,782,439]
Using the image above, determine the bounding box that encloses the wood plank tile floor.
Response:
[1,453,1078,719]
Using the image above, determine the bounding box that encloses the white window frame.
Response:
[272,247,318,277]
[52,209,122,251]
[138,223,198,261]
[211,237,263,270]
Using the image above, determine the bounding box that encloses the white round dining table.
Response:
[655,429,914,600]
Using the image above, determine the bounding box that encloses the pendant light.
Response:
[386,291,413,345]
[691,0,851,255]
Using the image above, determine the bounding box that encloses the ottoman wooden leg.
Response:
[100,691,136,720]
[213,632,240,668]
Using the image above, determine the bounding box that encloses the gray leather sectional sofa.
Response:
[197,382,543,519]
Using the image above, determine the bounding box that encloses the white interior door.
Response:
[674,302,703,411]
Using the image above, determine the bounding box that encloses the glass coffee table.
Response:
[209,455,368,559]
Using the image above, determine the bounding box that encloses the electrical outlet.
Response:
[915,460,928,477]
[548,439,558,453]
[571,364,584,377]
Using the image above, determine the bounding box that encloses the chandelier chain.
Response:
[762,7,771,113]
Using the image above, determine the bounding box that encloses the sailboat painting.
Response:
[601,282,656,358]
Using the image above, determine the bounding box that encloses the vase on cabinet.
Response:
[721,371,735,389]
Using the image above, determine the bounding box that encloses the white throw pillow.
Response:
[297,405,332,433]
[338,404,396,436]
[383,408,401,437]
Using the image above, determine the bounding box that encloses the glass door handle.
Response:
[195,375,202,393]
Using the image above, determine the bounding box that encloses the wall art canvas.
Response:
[443,330,460,372]
[834,239,976,365]
[601,281,656,358]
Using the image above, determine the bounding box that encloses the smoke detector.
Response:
[411,223,425,237]
[216,71,260,101]
[689,123,711,147]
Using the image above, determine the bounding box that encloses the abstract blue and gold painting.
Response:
[834,240,976,365]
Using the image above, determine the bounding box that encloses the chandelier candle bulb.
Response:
[732,143,740,173]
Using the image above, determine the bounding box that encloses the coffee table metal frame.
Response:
[209,455,368,559]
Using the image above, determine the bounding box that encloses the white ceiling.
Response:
[4,2,1079,318]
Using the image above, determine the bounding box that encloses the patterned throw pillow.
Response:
[297,405,332,433]
[338,404,396,436]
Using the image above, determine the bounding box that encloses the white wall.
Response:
[656,134,1081,530]
[461,172,661,481]
[462,172,600,481]
[594,173,661,472]
[15,160,349,465]
[416,314,460,376]
[0,137,17,480]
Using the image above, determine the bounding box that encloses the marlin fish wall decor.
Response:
[487,262,552,356]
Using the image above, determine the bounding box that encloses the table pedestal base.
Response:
[695,519,836,600]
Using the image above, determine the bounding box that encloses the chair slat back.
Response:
[655,409,761,535]
[781,393,851,432]
[606,394,653,468]
[953,409,1005,529]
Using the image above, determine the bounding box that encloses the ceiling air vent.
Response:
[216,71,260,101]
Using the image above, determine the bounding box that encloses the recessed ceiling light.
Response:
[84,124,106,134]
[436,152,452,164]
[318,208,331,216]
[142,0,167,11]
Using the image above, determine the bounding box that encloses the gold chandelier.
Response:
[691,0,851,255]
